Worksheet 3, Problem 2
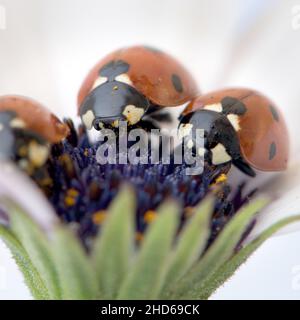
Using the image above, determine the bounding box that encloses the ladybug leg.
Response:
[232,157,256,177]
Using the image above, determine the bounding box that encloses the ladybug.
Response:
[0,95,69,188]
[178,88,289,177]
[78,45,199,130]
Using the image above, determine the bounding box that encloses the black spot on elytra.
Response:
[269,142,276,160]
[221,97,247,115]
[171,74,183,93]
[269,105,279,121]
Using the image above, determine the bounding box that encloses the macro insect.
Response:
[78,45,199,130]
[178,88,289,176]
[0,95,69,188]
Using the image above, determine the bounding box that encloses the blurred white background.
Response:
[1,0,300,299]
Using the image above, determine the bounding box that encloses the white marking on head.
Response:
[28,141,49,167]
[82,110,95,130]
[122,105,144,125]
[227,114,240,131]
[92,76,108,90]
[178,123,193,139]
[198,147,205,157]
[211,143,232,165]
[10,118,26,129]
[204,103,223,113]
[115,73,133,86]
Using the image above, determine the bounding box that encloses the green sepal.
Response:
[51,226,100,300]
[8,204,61,299]
[92,187,135,299]
[0,226,50,300]
[117,200,179,299]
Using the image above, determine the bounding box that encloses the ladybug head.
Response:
[179,110,227,164]
[79,60,150,130]
[179,108,255,176]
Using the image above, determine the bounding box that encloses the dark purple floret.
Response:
[45,120,253,248]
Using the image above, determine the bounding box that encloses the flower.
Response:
[47,120,254,249]
[0,118,299,300]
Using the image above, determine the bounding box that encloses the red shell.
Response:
[0,95,69,143]
[78,46,199,111]
[183,88,289,171]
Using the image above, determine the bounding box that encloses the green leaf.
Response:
[8,204,61,299]
[92,187,135,299]
[161,196,214,297]
[167,198,268,299]
[0,226,50,300]
[198,214,300,299]
[117,201,179,299]
[51,226,99,300]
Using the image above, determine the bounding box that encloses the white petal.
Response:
[248,159,300,240]
[0,161,58,234]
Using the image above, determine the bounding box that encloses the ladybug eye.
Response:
[115,74,132,86]
[91,76,108,90]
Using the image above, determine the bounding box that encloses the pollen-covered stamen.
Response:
[64,188,79,207]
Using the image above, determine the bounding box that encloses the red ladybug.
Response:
[78,45,199,129]
[179,88,289,176]
[0,95,69,143]
[0,96,69,188]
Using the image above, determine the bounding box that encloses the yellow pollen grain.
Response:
[144,210,157,224]
[84,149,89,157]
[92,210,107,225]
[215,173,227,184]
[113,85,118,91]
[67,188,79,197]
[64,188,79,207]
[64,196,76,207]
